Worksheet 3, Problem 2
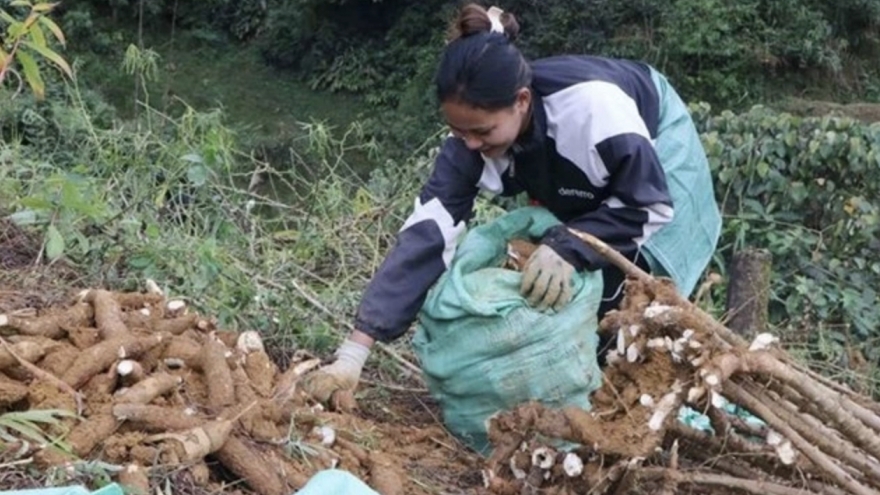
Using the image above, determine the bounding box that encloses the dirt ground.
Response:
[0,221,82,314]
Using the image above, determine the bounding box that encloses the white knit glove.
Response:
[520,244,575,311]
[301,339,370,402]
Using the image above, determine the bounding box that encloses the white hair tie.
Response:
[487,6,505,34]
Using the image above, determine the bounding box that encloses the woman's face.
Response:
[441,88,531,159]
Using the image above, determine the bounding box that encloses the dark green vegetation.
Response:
[2,0,880,395]
[250,0,880,138]
[62,0,880,151]
[696,106,880,385]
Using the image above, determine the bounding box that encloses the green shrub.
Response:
[694,103,880,361]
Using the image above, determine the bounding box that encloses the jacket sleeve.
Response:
[542,82,674,271]
[354,138,481,342]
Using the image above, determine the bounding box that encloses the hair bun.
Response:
[448,3,520,42]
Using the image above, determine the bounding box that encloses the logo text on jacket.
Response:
[558,187,595,200]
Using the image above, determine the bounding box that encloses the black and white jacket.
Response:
[356,55,674,342]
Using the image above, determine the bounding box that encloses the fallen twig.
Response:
[0,457,33,470]
[359,377,428,393]
[260,275,423,378]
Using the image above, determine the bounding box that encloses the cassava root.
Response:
[483,230,880,495]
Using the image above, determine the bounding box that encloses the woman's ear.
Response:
[515,87,532,113]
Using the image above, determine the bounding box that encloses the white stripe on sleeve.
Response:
[400,197,467,267]
[604,196,674,246]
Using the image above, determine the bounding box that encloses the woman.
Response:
[303,4,721,401]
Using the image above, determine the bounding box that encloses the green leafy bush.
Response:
[256,0,406,71]
[694,103,880,360]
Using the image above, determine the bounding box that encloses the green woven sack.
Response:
[412,207,604,454]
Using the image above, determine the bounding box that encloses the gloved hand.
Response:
[520,244,575,311]
[301,338,371,403]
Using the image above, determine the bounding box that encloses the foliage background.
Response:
[2,0,880,395]
[53,0,880,148]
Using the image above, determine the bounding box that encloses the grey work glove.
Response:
[301,338,370,403]
[520,244,575,311]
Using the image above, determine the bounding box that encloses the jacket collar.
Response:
[510,90,546,157]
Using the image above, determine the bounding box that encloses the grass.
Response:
[0,18,446,366]
[2,67,433,358]
[0,409,76,451]
[0,79,450,488]
[54,25,387,240]
[69,28,371,155]
[155,40,370,143]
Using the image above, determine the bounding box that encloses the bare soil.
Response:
[0,218,81,314]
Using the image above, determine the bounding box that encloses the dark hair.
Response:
[435,4,532,110]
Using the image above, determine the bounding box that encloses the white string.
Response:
[601,248,644,303]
